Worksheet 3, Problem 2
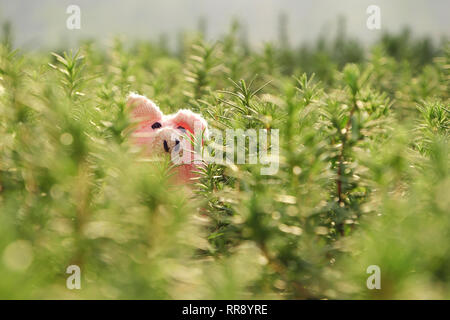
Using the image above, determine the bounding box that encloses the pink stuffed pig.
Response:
[126,93,208,183]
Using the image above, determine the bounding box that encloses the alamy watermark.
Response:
[66,5,81,30]
[64,5,380,33]
[169,123,280,175]
[366,265,381,289]
[366,5,381,30]
[66,264,81,289]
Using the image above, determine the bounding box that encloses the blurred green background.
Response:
[0,1,448,299]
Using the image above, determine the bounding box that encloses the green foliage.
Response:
[0,23,449,299]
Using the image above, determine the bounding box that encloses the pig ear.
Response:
[126,93,163,123]
[170,109,208,137]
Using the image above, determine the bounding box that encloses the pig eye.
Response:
[151,122,162,129]
[177,126,186,132]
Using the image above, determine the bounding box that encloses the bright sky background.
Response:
[0,0,448,50]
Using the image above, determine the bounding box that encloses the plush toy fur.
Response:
[126,93,208,183]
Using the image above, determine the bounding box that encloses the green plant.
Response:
[0,24,448,299]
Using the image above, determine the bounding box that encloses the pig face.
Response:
[126,93,208,182]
